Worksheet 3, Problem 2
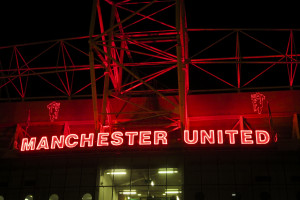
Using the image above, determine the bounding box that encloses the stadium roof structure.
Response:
[0,0,300,134]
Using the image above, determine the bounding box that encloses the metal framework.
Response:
[0,0,300,134]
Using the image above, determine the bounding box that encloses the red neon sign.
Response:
[111,131,123,146]
[183,130,270,145]
[51,135,64,149]
[20,129,271,152]
[21,131,168,151]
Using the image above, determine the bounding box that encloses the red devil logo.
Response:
[251,92,265,114]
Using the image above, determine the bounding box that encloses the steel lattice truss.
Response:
[0,0,299,132]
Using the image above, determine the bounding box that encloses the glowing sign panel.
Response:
[21,131,168,151]
[20,129,271,152]
[183,130,270,145]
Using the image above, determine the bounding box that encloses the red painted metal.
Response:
[0,0,300,145]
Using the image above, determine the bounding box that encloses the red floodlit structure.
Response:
[0,0,300,152]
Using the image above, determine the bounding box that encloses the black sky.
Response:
[0,0,299,46]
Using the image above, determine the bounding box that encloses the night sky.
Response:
[1,0,299,46]
[0,0,299,98]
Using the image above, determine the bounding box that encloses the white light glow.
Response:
[106,169,127,175]
[120,190,137,195]
[121,192,136,195]
[165,191,181,194]
[151,181,155,186]
[163,189,181,194]
[106,172,127,175]
[158,168,178,174]
[158,171,178,174]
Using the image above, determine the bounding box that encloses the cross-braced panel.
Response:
[0,0,299,134]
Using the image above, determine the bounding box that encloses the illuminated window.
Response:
[0,195,4,200]
[98,166,183,200]
[25,195,33,200]
[82,193,92,200]
[49,194,59,200]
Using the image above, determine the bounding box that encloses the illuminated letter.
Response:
[139,131,152,145]
[200,130,215,144]
[217,130,224,144]
[21,137,36,151]
[241,130,254,144]
[225,130,238,144]
[51,135,65,149]
[36,136,49,150]
[80,133,94,147]
[125,132,138,145]
[111,131,123,146]
[255,130,270,144]
[154,131,168,145]
[65,134,79,148]
[184,130,198,144]
[97,133,109,146]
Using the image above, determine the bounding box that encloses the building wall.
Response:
[0,90,300,125]
[1,90,300,199]
[0,150,300,200]
[184,150,300,200]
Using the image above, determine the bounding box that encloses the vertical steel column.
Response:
[100,4,116,130]
[182,0,189,130]
[287,30,297,87]
[236,31,241,89]
[239,115,244,130]
[176,0,188,131]
[89,0,100,133]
